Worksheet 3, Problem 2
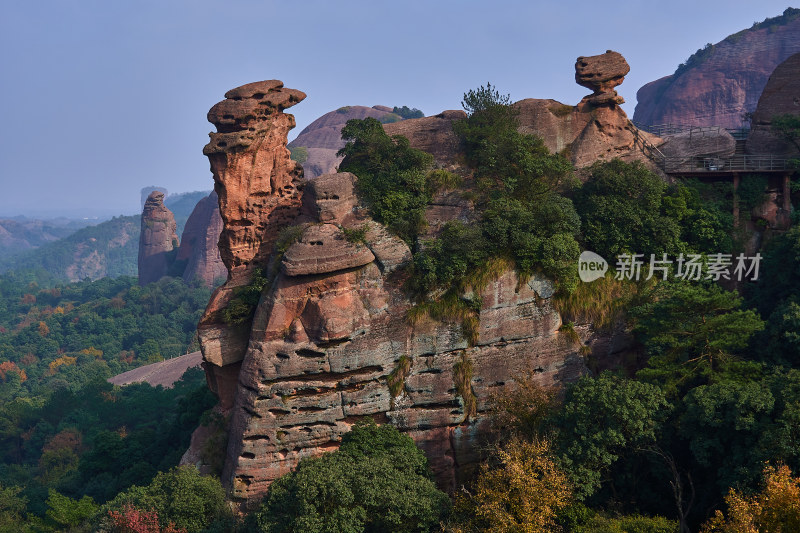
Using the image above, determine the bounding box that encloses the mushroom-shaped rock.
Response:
[282,224,375,276]
[207,80,306,133]
[301,172,358,223]
[575,50,630,105]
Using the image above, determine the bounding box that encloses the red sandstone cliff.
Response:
[189,55,650,507]
[633,9,800,128]
[198,80,307,412]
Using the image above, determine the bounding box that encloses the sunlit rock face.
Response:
[220,173,587,507]
[192,70,653,507]
[198,80,306,406]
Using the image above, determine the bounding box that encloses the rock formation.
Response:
[746,52,800,156]
[191,62,648,507]
[575,50,630,106]
[288,105,410,179]
[383,110,467,167]
[219,172,586,505]
[198,80,306,409]
[175,191,227,287]
[383,51,659,172]
[140,186,167,209]
[633,9,800,128]
[138,191,179,285]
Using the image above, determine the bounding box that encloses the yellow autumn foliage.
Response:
[48,356,77,374]
[447,438,571,533]
[702,464,800,533]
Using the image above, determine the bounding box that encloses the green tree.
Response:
[338,117,435,244]
[103,466,229,532]
[252,421,449,533]
[576,159,684,259]
[45,489,98,529]
[553,373,669,499]
[633,282,765,395]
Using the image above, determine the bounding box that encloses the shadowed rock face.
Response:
[138,191,178,285]
[176,191,227,287]
[747,52,800,156]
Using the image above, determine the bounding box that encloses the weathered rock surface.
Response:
[221,181,587,506]
[204,80,306,271]
[747,52,800,155]
[176,191,226,287]
[138,191,179,285]
[194,72,642,509]
[633,10,800,128]
[659,127,736,159]
[575,50,630,106]
[508,51,660,170]
[289,105,408,179]
[199,80,306,386]
[383,110,467,167]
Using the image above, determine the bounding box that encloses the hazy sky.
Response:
[0,1,796,217]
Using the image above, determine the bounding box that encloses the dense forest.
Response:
[2,85,800,532]
[0,274,221,531]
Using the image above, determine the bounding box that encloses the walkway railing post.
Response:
[733,173,740,227]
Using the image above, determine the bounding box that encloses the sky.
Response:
[0,0,796,218]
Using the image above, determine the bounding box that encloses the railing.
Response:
[662,155,793,173]
[633,122,750,140]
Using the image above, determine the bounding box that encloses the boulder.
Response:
[747,52,800,155]
[575,50,630,105]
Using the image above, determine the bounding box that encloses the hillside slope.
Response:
[0,215,140,281]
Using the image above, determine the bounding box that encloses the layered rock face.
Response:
[199,81,307,406]
[195,65,650,506]
[633,11,800,128]
[747,52,800,155]
[138,191,179,285]
[221,172,587,505]
[288,105,405,179]
[175,191,226,287]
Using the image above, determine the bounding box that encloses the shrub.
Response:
[251,421,449,533]
[102,466,229,532]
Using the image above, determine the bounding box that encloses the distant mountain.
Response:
[0,217,95,261]
[1,215,140,281]
[288,105,421,179]
[633,8,800,128]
